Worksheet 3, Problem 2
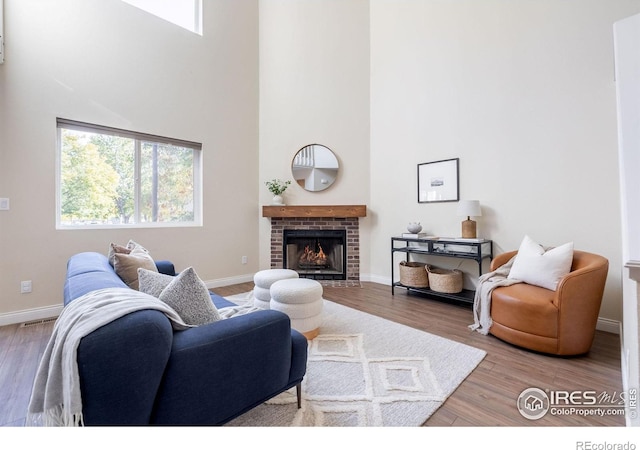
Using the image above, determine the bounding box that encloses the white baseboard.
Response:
[596,317,621,334]
[361,273,389,285]
[204,273,255,289]
[0,304,63,327]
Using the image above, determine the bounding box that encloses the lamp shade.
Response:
[457,200,481,217]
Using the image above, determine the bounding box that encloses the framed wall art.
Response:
[417,158,459,203]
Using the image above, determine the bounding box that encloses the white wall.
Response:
[2,0,639,330]
[614,12,640,425]
[0,0,259,322]
[370,0,640,323]
[258,0,371,271]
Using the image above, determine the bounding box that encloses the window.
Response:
[122,0,202,35]
[56,118,202,229]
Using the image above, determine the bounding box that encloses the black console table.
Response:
[391,236,493,305]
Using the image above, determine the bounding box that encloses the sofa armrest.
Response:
[151,309,307,425]
[154,260,176,276]
[77,310,174,425]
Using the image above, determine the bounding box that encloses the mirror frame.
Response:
[291,144,339,192]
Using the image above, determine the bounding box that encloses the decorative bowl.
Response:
[407,222,422,233]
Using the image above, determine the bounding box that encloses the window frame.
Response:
[55,118,203,230]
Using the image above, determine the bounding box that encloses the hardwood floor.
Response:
[316,282,625,427]
[0,281,625,427]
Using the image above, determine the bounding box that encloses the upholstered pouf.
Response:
[270,278,323,340]
[253,269,299,309]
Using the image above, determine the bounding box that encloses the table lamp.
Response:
[457,200,481,238]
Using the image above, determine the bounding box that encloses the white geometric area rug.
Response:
[224,292,486,427]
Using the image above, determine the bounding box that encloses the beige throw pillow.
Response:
[113,245,158,290]
[108,243,131,267]
[108,240,150,266]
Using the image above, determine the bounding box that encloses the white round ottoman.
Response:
[253,269,299,309]
[270,278,323,340]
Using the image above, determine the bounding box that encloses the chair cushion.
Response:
[491,283,558,338]
[507,235,573,291]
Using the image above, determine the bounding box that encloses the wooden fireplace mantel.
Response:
[262,204,367,218]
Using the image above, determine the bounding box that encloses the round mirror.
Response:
[291,144,339,192]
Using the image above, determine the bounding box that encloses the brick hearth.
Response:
[268,217,361,281]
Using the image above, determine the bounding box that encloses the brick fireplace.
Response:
[263,205,366,282]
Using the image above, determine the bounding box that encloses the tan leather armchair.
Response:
[489,250,609,356]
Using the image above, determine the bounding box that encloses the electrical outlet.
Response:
[21,280,32,294]
[241,256,248,265]
[0,198,9,210]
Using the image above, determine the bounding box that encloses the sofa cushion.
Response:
[138,267,220,326]
[113,245,158,290]
[507,235,573,291]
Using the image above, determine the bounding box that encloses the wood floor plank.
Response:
[0,340,42,425]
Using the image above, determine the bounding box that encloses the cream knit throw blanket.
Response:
[27,288,191,426]
[469,255,521,335]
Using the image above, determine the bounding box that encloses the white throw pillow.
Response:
[139,266,220,326]
[507,235,574,291]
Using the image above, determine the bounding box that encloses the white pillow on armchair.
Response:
[507,235,574,291]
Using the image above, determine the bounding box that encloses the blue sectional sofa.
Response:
[63,252,308,425]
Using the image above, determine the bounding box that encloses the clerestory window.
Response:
[122,0,202,35]
[56,118,202,229]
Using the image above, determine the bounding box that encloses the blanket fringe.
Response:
[469,255,519,335]
[27,405,84,427]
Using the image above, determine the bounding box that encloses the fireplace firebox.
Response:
[283,229,347,280]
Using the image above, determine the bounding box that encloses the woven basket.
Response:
[399,261,429,288]
[426,265,463,293]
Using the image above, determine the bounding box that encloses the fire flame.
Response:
[300,243,327,265]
